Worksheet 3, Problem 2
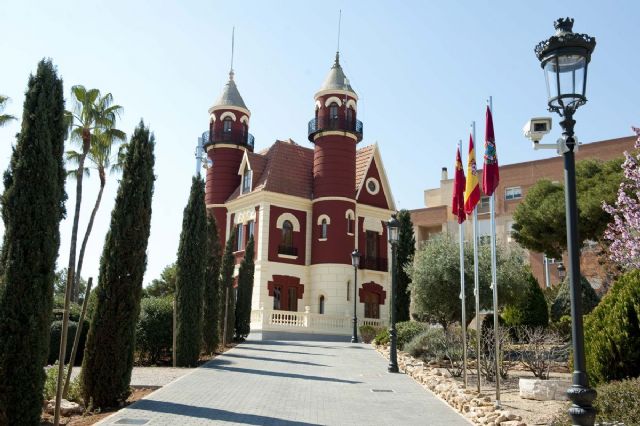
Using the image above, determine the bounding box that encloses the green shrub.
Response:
[550,315,572,341]
[43,362,82,403]
[404,327,445,360]
[136,296,173,365]
[594,377,640,425]
[397,321,429,350]
[550,276,600,322]
[48,320,89,366]
[584,269,640,384]
[374,328,389,346]
[359,325,379,344]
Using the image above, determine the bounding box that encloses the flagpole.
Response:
[472,121,481,395]
[488,96,501,408]
[458,139,468,388]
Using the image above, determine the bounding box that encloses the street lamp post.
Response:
[557,262,567,281]
[535,18,597,426]
[351,249,360,343]
[387,216,400,373]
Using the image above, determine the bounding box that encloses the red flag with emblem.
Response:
[482,106,500,196]
[451,147,466,224]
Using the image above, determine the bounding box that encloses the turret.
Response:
[205,69,253,242]
[310,53,362,264]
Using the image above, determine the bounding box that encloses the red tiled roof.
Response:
[227,141,377,201]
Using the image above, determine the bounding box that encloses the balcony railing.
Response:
[201,130,255,150]
[307,116,363,142]
[277,245,298,257]
[359,256,388,272]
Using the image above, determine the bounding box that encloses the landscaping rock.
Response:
[45,399,83,416]
[519,378,571,401]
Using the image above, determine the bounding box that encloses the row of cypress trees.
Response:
[174,177,256,367]
[0,59,157,422]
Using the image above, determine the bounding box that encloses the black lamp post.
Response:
[387,216,400,373]
[351,249,360,343]
[535,18,597,426]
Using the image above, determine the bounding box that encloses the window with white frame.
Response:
[242,166,252,194]
[235,223,243,251]
[505,186,522,200]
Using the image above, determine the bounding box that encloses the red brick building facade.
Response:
[204,54,396,335]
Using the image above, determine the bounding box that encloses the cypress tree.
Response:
[235,236,255,339]
[81,121,155,408]
[0,59,66,425]
[202,214,222,354]
[174,176,207,366]
[396,209,416,322]
[219,229,236,345]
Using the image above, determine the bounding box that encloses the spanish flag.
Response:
[451,147,466,224]
[464,133,480,215]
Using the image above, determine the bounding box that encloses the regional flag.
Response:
[464,134,480,215]
[451,147,466,224]
[482,106,500,196]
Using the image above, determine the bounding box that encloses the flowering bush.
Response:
[603,127,640,269]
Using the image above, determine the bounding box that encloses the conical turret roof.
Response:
[317,52,356,96]
[213,71,248,110]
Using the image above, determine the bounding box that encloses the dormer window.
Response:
[242,165,252,194]
[223,117,233,133]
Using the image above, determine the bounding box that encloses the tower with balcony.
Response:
[204,69,254,242]
[309,52,363,265]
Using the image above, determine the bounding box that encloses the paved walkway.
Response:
[98,336,470,426]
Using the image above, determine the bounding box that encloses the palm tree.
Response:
[0,95,17,127]
[64,85,124,303]
[67,129,127,301]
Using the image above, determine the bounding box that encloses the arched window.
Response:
[319,295,325,314]
[242,123,248,141]
[347,107,354,128]
[281,220,293,248]
[329,102,339,129]
[223,117,232,133]
[321,219,328,239]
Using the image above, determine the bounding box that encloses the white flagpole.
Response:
[488,96,501,408]
[458,139,467,388]
[472,121,481,394]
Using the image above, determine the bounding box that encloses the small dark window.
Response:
[347,107,354,127]
[366,230,378,259]
[281,220,293,248]
[288,287,298,311]
[236,223,243,251]
[242,168,252,193]
[329,102,339,119]
[223,117,232,133]
[247,221,254,238]
[347,216,353,234]
[321,219,328,239]
[273,287,281,310]
[319,295,325,314]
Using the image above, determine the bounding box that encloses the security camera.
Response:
[523,117,552,143]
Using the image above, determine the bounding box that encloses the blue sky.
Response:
[0,1,638,285]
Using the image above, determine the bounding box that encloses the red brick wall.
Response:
[357,159,389,209]
[205,146,244,205]
[268,206,307,266]
[312,135,356,199]
[312,199,356,264]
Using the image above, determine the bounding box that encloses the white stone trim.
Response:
[240,115,249,124]
[346,99,357,111]
[317,214,331,225]
[313,131,358,142]
[355,143,397,211]
[205,144,248,152]
[209,104,251,117]
[220,111,237,121]
[365,177,380,195]
[313,196,354,204]
[276,212,301,232]
[314,88,359,101]
[318,238,328,242]
[362,217,383,234]
[315,100,322,110]
[206,203,226,209]
[233,207,256,224]
[210,114,216,122]
[324,96,343,107]
[277,253,298,260]
[345,209,355,219]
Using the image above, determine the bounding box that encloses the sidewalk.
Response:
[98,337,470,425]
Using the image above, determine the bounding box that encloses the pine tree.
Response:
[0,59,66,424]
[202,214,222,354]
[174,176,207,367]
[235,236,255,339]
[396,209,416,322]
[219,229,236,345]
[81,121,155,408]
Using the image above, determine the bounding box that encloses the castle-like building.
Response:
[203,53,395,336]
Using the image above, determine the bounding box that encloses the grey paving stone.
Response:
[97,337,470,426]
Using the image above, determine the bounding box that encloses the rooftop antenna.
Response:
[230,26,235,80]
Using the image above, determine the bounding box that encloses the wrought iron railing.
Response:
[201,130,254,149]
[277,245,298,256]
[307,116,363,141]
[359,256,388,272]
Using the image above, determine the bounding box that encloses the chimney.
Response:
[441,167,448,181]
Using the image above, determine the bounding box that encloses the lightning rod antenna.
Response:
[230,27,235,79]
